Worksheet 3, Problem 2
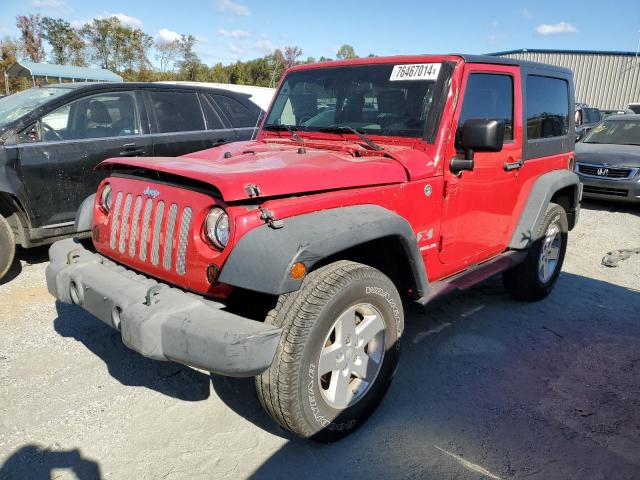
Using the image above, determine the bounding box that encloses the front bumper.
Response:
[578,174,640,203]
[46,239,282,377]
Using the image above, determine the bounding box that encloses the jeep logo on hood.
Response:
[143,187,160,199]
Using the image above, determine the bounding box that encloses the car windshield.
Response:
[263,63,441,138]
[583,119,640,145]
[0,87,69,130]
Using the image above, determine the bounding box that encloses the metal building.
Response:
[4,61,122,95]
[490,49,640,110]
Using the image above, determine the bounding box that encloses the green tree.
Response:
[282,46,302,70]
[41,17,85,66]
[0,37,30,94]
[155,39,181,73]
[336,44,357,60]
[177,34,201,80]
[81,17,153,75]
[16,14,45,62]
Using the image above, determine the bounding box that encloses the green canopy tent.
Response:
[4,61,122,95]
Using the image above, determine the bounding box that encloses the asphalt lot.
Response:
[0,200,639,480]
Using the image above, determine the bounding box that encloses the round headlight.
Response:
[204,207,230,249]
[100,183,113,212]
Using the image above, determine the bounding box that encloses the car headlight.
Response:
[100,183,113,213]
[204,207,230,249]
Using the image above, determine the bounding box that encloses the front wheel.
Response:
[256,260,404,442]
[0,214,16,281]
[503,203,568,301]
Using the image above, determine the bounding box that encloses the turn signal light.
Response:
[290,262,307,280]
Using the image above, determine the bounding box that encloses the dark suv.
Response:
[0,82,270,280]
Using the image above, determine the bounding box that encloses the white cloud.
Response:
[216,0,251,16]
[217,29,250,39]
[535,22,577,36]
[31,0,71,11]
[71,13,143,29]
[156,28,181,44]
[110,13,143,28]
[254,39,275,54]
[227,43,244,55]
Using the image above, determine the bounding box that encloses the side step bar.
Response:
[418,250,527,305]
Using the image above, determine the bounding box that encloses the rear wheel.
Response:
[256,260,403,442]
[504,203,568,301]
[0,214,16,281]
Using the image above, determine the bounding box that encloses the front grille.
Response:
[109,192,192,275]
[583,185,629,197]
[577,163,635,179]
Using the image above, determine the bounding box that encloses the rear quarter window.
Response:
[210,94,257,128]
[148,91,205,133]
[526,76,569,140]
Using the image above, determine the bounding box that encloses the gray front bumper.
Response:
[578,174,640,203]
[46,239,282,377]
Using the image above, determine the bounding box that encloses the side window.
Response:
[200,95,225,130]
[41,91,139,142]
[459,73,514,141]
[526,76,569,140]
[210,94,256,128]
[148,91,205,133]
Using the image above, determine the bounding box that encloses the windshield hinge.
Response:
[245,183,262,198]
[259,207,284,229]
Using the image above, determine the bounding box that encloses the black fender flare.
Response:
[509,170,581,249]
[74,194,95,233]
[219,205,430,297]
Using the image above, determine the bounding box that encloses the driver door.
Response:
[14,90,151,229]
[438,65,523,267]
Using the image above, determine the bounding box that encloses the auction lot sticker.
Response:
[389,63,441,81]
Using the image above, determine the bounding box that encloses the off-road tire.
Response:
[256,260,404,442]
[0,214,16,281]
[503,203,568,301]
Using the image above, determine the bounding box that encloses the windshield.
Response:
[0,87,69,130]
[583,119,640,145]
[264,63,441,138]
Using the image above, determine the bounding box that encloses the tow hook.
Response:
[259,207,284,229]
[145,285,162,306]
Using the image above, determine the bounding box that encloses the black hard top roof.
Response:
[455,54,573,75]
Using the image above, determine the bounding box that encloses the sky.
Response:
[1,0,639,66]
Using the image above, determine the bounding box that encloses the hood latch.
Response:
[259,207,284,229]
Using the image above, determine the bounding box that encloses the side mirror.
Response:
[451,119,505,174]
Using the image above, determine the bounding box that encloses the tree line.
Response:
[1,13,363,94]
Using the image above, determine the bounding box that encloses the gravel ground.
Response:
[0,200,639,480]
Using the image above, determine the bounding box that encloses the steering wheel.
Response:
[41,122,62,142]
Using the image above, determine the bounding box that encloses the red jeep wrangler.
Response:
[47,55,581,442]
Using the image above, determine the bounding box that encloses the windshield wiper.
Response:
[263,124,304,143]
[318,126,383,151]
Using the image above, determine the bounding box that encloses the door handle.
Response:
[119,147,146,156]
[119,149,146,156]
[503,159,524,171]
[119,143,146,156]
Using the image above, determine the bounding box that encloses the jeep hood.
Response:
[575,142,640,168]
[99,141,411,201]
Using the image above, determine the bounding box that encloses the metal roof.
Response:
[5,61,122,82]
[492,49,640,110]
[489,49,638,57]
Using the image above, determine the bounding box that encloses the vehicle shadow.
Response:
[0,444,101,480]
[580,199,639,215]
[0,245,49,286]
[53,301,211,402]
[217,272,640,480]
